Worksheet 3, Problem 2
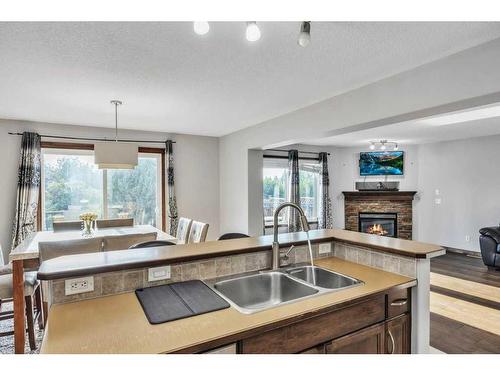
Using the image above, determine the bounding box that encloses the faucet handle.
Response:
[282,245,295,261]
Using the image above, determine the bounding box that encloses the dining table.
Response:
[8,224,177,354]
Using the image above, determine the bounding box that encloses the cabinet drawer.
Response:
[326,322,385,354]
[203,344,237,354]
[240,295,385,354]
[387,288,409,319]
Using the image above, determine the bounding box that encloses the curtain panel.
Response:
[165,140,179,236]
[318,152,333,229]
[11,132,41,250]
[287,150,301,232]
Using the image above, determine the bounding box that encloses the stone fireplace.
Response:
[343,191,416,240]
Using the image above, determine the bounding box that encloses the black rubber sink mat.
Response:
[135,280,229,324]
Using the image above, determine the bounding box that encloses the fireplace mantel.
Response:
[342,191,417,201]
[343,191,417,240]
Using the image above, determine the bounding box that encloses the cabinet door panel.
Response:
[326,322,385,354]
[386,313,410,354]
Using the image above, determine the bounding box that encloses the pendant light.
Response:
[94,100,138,169]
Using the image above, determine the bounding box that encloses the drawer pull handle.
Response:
[390,298,407,307]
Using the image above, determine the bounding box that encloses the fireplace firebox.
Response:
[358,212,397,237]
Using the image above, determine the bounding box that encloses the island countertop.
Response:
[37,228,445,281]
[40,256,416,354]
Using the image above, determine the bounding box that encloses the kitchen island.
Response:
[37,229,444,354]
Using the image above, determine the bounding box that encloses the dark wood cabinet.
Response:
[183,287,412,354]
[386,313,410,354]
[326,322,385,354]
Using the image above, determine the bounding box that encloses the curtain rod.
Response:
[8,132,175,144]
[266,148,330,156]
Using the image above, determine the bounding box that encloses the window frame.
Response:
[37,142,166,231]
[262,154,321,228]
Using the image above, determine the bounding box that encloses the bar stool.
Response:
[0,263,43,351]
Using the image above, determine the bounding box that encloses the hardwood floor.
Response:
[430,251,500,354]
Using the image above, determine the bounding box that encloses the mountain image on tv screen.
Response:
[359,151,404,176]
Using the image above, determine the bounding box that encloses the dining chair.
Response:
[176,217,193,245]
[52,220,83,232]
[218,233,250,241]
[129,240,176,249]
[188,221,209,244]
[0,263,43,351]
[96,218,134,229]
[102,232,157,251]
[38,237,103,263]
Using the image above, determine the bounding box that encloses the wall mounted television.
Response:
[359,151,404,176]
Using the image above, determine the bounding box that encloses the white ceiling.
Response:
[1,22,500,137]
[304,107,500,147]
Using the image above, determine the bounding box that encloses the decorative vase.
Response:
[82,219,95,237]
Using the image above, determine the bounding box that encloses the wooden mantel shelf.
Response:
[342,191,417,201]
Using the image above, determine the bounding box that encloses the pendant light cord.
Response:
[115,101,118,142]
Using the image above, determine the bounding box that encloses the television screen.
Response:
[359,151,404,176]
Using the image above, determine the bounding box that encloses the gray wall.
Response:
[0,120,220,263]
[416,135,500,252]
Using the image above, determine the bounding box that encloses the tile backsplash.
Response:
[332,241,417,278]
[49,244,326,304]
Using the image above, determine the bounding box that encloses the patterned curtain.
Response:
[318,152,333,229]
[165,140,178,236]
[287,150,301,232]
[11,132,41,250]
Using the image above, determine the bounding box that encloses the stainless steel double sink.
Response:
[210,265,363,314]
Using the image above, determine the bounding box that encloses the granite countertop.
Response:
[40,256,416,354]
[37,228,445,281]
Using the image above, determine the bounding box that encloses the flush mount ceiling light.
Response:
[297,21,311,47]
[368,140,398,151]
[246,22,261,42]
[94,100,138,170]
[418,103,500,126]
[193,21,210,35]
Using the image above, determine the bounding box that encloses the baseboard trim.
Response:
[445,247,481,258]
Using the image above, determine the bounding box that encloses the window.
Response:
[41,146,163,231]
[263,156,320,227]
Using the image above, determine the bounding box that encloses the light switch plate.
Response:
[319,243,331,255]
[148,265,171,282]
[65,276,94,296]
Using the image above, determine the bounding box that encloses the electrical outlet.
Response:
[65,276,94,296]
[465,235,471,242]
[148,265,171,282]
[319,243,331,255]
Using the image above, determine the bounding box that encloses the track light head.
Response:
[193,22,210,35]
[246,22,261,42]
[298,21,311,47]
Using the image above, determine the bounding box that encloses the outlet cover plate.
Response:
[148,265,171,282]
[319,243,332,255]
[65,276,94,296]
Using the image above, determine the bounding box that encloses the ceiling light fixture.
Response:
[193,21,210,36]
[368,140,399,151]
[246,22,261,42]
[297,22,311,47]
[418,103,500,126]
[94,100,138,170]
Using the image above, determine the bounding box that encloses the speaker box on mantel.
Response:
[355,181,400,191]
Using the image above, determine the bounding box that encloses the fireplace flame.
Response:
[367,224,388,236]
